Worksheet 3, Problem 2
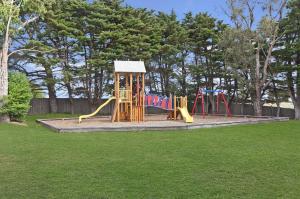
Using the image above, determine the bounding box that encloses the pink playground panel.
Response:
[145,94,173,110]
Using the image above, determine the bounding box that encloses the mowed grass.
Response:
[0,115,300,199]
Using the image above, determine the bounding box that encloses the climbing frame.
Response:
[112,61,146,123]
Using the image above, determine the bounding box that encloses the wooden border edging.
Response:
[36,116,290,133]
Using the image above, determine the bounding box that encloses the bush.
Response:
[0,72,33,121]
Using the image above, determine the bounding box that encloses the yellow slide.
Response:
[79,97,116,123]
[178,107,194,123]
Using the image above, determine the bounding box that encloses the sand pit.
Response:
[37,115,289,133]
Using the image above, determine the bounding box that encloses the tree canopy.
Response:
[1,0,300,119]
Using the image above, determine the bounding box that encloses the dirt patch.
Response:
[9,121,28,126]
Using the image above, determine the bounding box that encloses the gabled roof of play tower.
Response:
[114,61,146,73]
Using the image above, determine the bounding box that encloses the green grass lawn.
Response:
[0,115,300,199]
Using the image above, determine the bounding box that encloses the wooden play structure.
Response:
[111,61,145,122]
[79,61,193,123]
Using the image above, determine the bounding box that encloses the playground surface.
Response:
[37,115,289,133]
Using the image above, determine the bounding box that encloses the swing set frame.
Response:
[191,88,232,118]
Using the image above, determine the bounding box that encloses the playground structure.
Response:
[145,94,193,123]
[79,61,193,123]
[192,88,232,118]
[41,64,290,133]
[111,61,146,123]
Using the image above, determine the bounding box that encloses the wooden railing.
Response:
[119,89,132,102]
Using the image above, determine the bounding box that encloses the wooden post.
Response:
[130,73,133,122]
[125,73,128,107]
[185,96,187,107]
[142,73,145,121]
[111,73,116,122]
[180,96,183,108]
[136,73,140,122]
[174,95,176,120]
[112,72,120,122]
[116,73,120,122]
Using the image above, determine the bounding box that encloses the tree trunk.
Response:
[295,103,300,120]
[93,70,100,105]
[45,65,58,113]
[252,85,263,116]
[0,58,9,122]
[295,70,300,120]
[228,78,238,108]
[99,69,104,103]
[0,38,10,122]
[66,83,74,114]
[61,45,74,114]
[181,57,187,96]
[0,8,15,122]
[148,73,153,93]
[165,73,170,96]
[271,79,280,117]
[253,98,262,116]
[276,106,281,118]
[241,102,245,115]
[47,84,58,113]
[209,80,214,113]
[253,43,263,116]
[159,73,165,95]
[288,54,300,119]
[0,51,8,97]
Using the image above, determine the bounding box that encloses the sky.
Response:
[123,0,271,27]
[123,0,231,23]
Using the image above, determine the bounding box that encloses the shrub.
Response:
[0,72,33,121]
